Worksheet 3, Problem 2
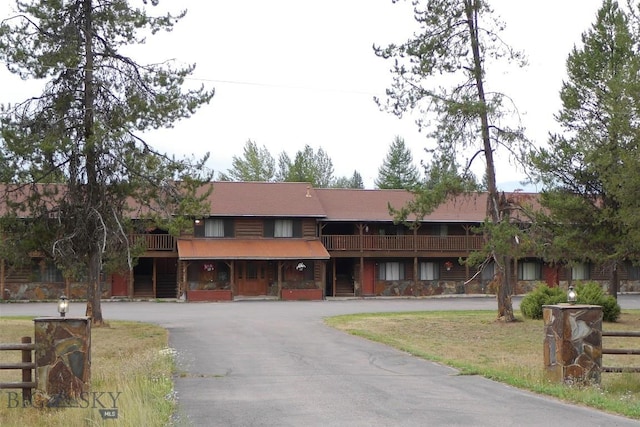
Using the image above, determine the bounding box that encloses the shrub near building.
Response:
[520,282,621,322]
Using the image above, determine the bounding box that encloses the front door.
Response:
[237,261,269,296]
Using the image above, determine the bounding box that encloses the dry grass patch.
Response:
[326,310,640,419]
[0,317,175,427]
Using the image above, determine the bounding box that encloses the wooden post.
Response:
[21,336,32,402]
[128,267,134,298]
[152,258,157,298]
[1,258,5,300]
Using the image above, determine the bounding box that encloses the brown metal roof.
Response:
[200,182,326,218]
[315,188,491,222]
[177,238,330,260]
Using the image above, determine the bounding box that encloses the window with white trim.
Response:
[274,219,293,237]
[518,261,541,280]
[572,263,590,280]
[378,262,404,280]
[205,219,225,237]
[419,262,439,280]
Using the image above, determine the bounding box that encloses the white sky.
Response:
[0,0,606,189]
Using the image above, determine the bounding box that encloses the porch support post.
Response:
[358,256,364,297]
[128,267,134,298]
[413,256,418,296]
[1,258,5,300]
[229,260,235,296]
[277,261,283,298]
[152,258,157,298]
[332,259,336,297]
[320,260,326,297]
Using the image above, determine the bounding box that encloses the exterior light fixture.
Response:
[567,285,577,305]
[58,295,69,317]
[296,262,306,271]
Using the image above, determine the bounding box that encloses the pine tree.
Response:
[374,136,420,189]
[375,0,529,321]
[0,0,214,323]
[219,140,276,181]
[530,0,640,298]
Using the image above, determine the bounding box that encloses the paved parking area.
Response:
[2,296,640,426]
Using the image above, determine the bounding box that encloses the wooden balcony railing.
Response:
[321,235,484,252]
[130,234,176,251]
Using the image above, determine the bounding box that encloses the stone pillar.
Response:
[543,304,602,384]
[33,317,91,407]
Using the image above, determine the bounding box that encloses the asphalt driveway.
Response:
[2,296,640,426]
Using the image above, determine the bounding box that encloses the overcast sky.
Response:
[0,0,607,189]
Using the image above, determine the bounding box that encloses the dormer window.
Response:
[194,218,234,238]
[205,219,225,237]
[264,219,302,238]
[274,219,293,237]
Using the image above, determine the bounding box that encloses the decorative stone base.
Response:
[281,288,323,301]
[543,304,602,384]
[187,289,233,301]
[33,317,91,407]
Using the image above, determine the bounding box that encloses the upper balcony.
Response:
[321,234,484,253]
[130,234,176,251]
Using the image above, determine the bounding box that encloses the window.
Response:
[430,224,448,237]
[419,262,439,280]
[195,218,233,237]
[627,262,640,280]
[518,261,541,280]
[572,263,590,280]
[378,262,405,280]
[274,219,293,237]
[205,219,225,237]
[33,260,64,283]
[264,219,302,238]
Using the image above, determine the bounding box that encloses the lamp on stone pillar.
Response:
[567,285,577,304]
[57,295,69,317]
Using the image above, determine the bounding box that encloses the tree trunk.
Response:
[85,249,104,325]
[609,263,619,300]
[465,0,515,321]
[82,0,103,325]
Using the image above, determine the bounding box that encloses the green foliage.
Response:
[520,282,622,322]
[276,145,334,187]
[331,170,364,189]
[529,1,640,294]
[575,282,621,322]
[219,140,276,182]
[0,0,214,321]
[374,136,420,190]
[520,283,566,320]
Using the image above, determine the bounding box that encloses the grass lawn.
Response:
[0,318,175,427]
[326,309,640,420]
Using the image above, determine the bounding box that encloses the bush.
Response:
[575,281,621,322]
[520,283,566,319]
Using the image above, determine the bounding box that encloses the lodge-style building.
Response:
[2,181,639,301]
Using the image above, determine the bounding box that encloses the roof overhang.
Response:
[177,239,330,260]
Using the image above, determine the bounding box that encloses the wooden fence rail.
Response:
[0,336,35,401]
[602,331,640,373]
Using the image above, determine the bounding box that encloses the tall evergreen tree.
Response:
[375,0,528,321]
[219,140,276,181]
[332,170,365,189]
[530,0,640,298]
[374,136,420,189]
[0,0,214,323]
[277,145,335,187]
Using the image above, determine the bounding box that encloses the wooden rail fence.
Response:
[0,336,35,401]
[602,331,640,373]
